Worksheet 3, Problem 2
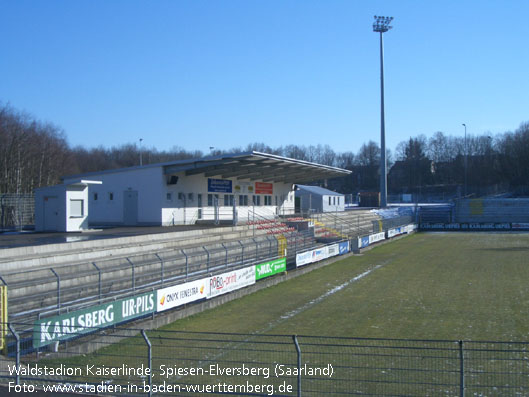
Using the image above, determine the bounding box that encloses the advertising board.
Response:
[34,291,155,348]
[311,246,328,262]
[157,278,208,313]
[358,236,370,249]
[208,266,256,298]
[338,241,350,255]
[512,222,529,230]
[256,258,286,280]
[420,223,446,229]
[387,227,403,238]
[327,244,339,258]
[296,250,313,267]
[369,232,385,244]
[208,178,232,193]
[255,182,273,194]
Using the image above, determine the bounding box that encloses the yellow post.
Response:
[0,286,7,352]
[276,235,287,258]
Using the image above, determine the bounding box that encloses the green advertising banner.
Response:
[33,291,155,348]
[255,258,287,281]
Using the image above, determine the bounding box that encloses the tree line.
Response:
[1,103,528,196]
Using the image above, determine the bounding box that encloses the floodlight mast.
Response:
[373,16,393,208]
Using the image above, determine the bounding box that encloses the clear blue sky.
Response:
[1,0,528,155]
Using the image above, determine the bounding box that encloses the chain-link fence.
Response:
[0,194,34,230]
[1,325,527,396]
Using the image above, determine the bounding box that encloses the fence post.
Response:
[292,335,301,397]
[238,241,244,265]
[50,268,60,312]
[252,238,259,262]
[141,330,152,397]
[92,262,102,304]
[155,254,164,287]
[203,247,210,273]
[221,243,228,268]
[181,249,188,280]
[459,340,465,397]
[8,324,20,385]
[126,258,136,291]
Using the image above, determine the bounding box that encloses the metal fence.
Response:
[0,193,34,230]
[1,325,528,396]
[3,231,318,328]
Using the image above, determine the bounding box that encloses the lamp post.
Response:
[139,138,143,166]
[373,16,393,208]
[462,124,467,196]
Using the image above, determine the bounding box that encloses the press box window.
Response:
[70,199,84,218]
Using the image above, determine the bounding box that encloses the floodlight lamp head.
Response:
[373,15,394,33]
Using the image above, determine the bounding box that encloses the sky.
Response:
[1,0,528,155]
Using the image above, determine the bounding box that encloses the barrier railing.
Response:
[4,236,283,326]
[1,325,527,396]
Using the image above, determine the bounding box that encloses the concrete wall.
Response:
[296,190,344,213]
[322,194,345,213]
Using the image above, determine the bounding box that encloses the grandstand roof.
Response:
[64,151,351,184]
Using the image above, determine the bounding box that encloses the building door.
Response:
[123,191,138,225]
[43,196,59,231]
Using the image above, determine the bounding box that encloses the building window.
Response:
[224,194,234,206]
[275,196,278,206]
[166,193,172,201]
[333,197,336,205]
[328,196,331,205]
[109,192,114,201]
[70,199,84,218]
[264,195,272,205]
[93,193,98,201]
[208,194,219,206]
[239,195,248,206]
[252,195,261,206]
[337,197,340,205]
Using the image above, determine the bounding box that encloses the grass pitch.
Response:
[163,232,529,341]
